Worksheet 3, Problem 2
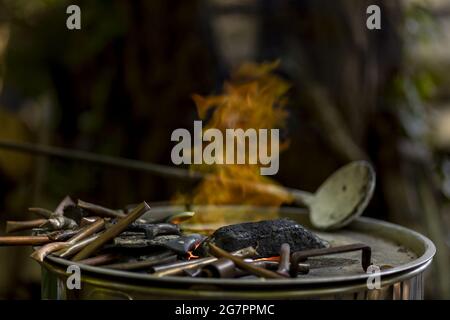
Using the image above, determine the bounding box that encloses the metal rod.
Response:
[56,234,99,258]
[151,246,258,277]
[0,140,201,180]
[290,243,372,276]
[201,258,236,278]
[0,140,305,204]
[276,243,291,277]
[209,244,285,279]
[77,199,125,219]
[72,202,150,261]
[152,257,217,277]
[77,253,120,266]
[104,253,177,271]
[0,236,51,246]
[30,218,105,262]
[6,219,47,233]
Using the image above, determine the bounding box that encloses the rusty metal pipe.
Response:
[30,218,105,262]
[276,243,291,277]
[151,246,258,277]
[201,258,236,278]
[6,219,47,233]
[77,200,126,219]
[55,234,99,258]
[209,244,285,279]
[72,202,150,261]
[77,253,120,266]
[0,236,51,246]
[104,253,177,271]
[47,229,80,242]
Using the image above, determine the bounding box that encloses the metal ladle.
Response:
[287,161,376,230]
[0,141,375,230]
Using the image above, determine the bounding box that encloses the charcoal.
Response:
[201,219,327,257]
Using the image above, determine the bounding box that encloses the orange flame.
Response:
[254,256,280,262]
[187,241,202,260]
[187,251,199,260]
[175,61,294,225]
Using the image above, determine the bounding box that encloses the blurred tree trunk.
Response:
[261,0,449,298]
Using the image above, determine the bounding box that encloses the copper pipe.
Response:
[30,218,105,262]
[47,229,79,242]
[55,234,99,258]
[250,260,309,274]
[77,199,126,219]
[28,207,53,218]
[276,243,291,277]
[209,244,285,279]
[6,219,47,233]
[152,246,257,277]
[72,202,150,261]
[104,253,177,271]
[152,257,217,276]
[30,242,70,262]
[77,253,120,266]
[0,236,50,246]
[201,258,236,278]
[67,218,104,243]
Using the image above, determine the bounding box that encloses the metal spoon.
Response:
[289,161,376,230]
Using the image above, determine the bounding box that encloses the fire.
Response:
[186,241,202,260]
[187,251,199,260]
[175,61,294,225]
[254,256,280,262]
[193,61,291,202]
[193,64,289,132]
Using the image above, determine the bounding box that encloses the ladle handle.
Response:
[0,139,317,209]
[288,189,315,207]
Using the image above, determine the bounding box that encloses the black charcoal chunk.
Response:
[203,219,327,257]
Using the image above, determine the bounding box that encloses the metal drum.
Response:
[40,205,435,300]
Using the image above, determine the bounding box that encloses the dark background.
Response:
[0,0,449,299]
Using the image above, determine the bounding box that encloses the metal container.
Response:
[40,205,435,300]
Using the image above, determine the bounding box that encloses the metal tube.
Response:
[0,236,50,246]
[209,244,285,279]
[72,202,150,261]
[6,219,47,233]
[151,246,258,277]
[104,254,177,271]
[290,243,372,276]
[0,140,201,180]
